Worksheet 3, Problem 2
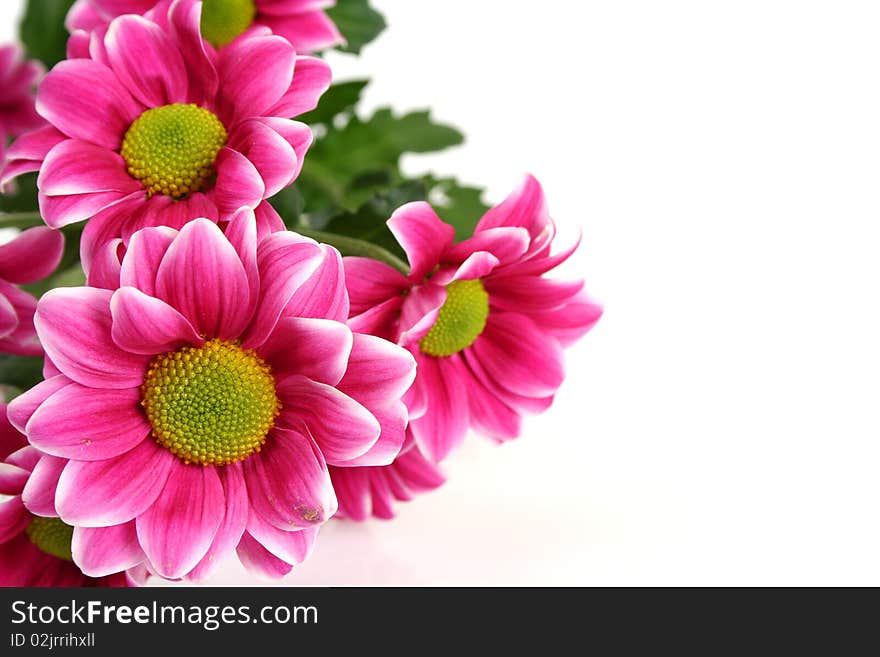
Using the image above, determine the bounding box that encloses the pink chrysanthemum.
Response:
[330,433,445,521]
[7,212,416,581]
[345,175,603,462]
[0,227,64,356]
[1,0,330,272]
[67,0,343,55]
[0,402,128,586]
[0,44,44,190]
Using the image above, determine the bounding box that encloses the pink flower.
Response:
[345,175,603,462]
[0,227,64,356]
[8,212,416,581]
[0,44,44,190]
[1,0,331,273]
[67,0,343,55]
[0,402,128,586]
[331,433,445,521]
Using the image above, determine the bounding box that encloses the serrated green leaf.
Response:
[20,0,76,68]
[296,108,464,214]
[327,0,386,54]
[298,80,369,126]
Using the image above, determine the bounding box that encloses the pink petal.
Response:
[0,403,26,458]
[507,231,583,277]
[246,512,317,567]
[72,521,145,577]
[39,142,137,197]
[244,231,323,348]
[432,251,500,285]
[243,428,335,530]
[136,465,224,579]
[35,287,150,389]
[529,292,603,347]
[27,383,149,461]
[6,375,69,434]
[0,462,29,496]
[467,373,522,441]
[213,147,266,214]
[236,532,292,579]
[257,317,352,386]
[86,237,124,289]
[254,200,286,239]
[228,120,297,197]
[111,287,203,355]
[343,256,408,315]
[36,59,139,150]
[0,498,29,544]
[335,401,407,467]
[486,276,585,313]
[119,226,177,297]
[408,353,470,462]
[105,15,187,107]
[444,227,531,266]
[469,312,565,399]
[0,227,63,284]
[256,118,312,180]
[221,207,260,307]
[78,192,144,274]
[187,464,248,582]
[168,0,218,104]
[398,283,447,345]
[476,174,555,255]
[347,297,403,343]
[0,295,16,338]
[282,244,349,322]
[261,9,343,53]
[38,189,133,229]
[21,454,67,517]
[155,218,252,339]
[338,333,417,409]
[462,347,555,416]
[268,56,332,118]
[387,202,455,281]
[0,282,39,356]
[217,35,296,124]
[56,440,175,527]
[276,374,380,464]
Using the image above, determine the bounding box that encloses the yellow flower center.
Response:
[419,279,490,357]
[200,0,257,48]
[121,103,227,199]
[25,516,74,562]
[141,339,281,466]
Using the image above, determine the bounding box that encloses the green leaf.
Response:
[422,176,491,241]
[327,0,386,54]
[296,108,464,214]
[0,173,39,214]
[20,0,76,68]
[298,80,369,126]
[0,354,44,391]
[321,181,429,258]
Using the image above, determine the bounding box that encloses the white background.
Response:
[3,1,880,585]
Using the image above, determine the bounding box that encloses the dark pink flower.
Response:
[1,0,330,271]
[67,0,343,55]
[0,44,44,191]
[8,212,416,581]
[345,175,603,462]
[330,433,445,521]
[0,227,64,356]
[0,402,128,587]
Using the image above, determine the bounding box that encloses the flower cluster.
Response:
[0,0,601,586]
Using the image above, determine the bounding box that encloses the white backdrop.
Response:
[3,1,880,585]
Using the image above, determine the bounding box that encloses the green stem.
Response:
[295,226,410,274]
[0,212,43,229]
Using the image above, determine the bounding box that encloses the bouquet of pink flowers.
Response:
[0,0,601,586]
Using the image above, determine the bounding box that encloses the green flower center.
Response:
[200,0,257,48]
[121,103,227,200]
[25,516,74,562]
[419,279,490,357]
[141,339,281,466]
